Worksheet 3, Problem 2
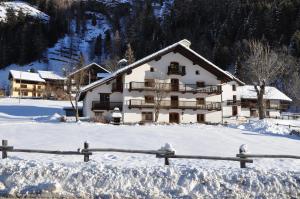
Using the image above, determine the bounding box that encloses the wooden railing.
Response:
[92,101,123,111]
[241,102,289,110]
[129,82,222,94]
[128,99,222,110]
[0,140,253,168]
[226,100,241,106]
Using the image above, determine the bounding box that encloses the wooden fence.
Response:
[1,140,299,169]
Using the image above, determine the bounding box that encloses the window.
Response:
[145,95,154,103]
[195,70,199,75]
[23,91,28,96]
[196,98,205,105]
[38,86,41,89]
[142,112,153,121]
[232,85,236,91]
[20,84,27,88]
[232,106,238,116]
[197,114,205,123]
[95,112,103,117]
[150,67,154,72]
[233,95,237,102]
[99,93,110,102]
[196,81,205,88]
[170,62,179,70]
[144,79,155,87]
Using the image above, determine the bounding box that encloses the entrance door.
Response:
[232,106,238,116]
[197,114,205,123]
[171,96,179,108]
[266,100,271,109]
[169,113,180,123]
[171,79,179,91]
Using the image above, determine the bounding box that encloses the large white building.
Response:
[78,39,245,124]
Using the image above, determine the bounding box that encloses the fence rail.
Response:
[1,140,299,169]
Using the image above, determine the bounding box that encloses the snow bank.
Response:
[231,120,291,135]
[0,159,299,198]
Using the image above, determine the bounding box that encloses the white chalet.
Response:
[79,40,244,124]
[238,85,292,118]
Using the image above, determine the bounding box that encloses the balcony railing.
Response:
[241,102,289,110]
[128,99,221,110]
[129,82,221,94]
[92,101,123,111]
[226,100,241,106]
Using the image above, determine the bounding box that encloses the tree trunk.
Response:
[255,81,266,120]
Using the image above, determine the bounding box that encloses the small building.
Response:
[67,63,111,87]
[38,70,66,99]
[9,70,46,98]
[78,39,244,124]
[238,85,292,118]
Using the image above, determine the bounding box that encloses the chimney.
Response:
[179,39,191,48]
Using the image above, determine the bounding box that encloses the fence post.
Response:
[165,156,170,166]
[83,142,90,162]
[2,140,8,159]
[239,144,248,168]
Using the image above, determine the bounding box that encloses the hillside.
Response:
[0,1,49,22]
[0,0,300,102]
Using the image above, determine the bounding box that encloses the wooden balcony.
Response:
[128,99,221,110]
[129,82,221,94]
[241,102,289,110]
[92,101,123,111]
[226,100,241,106]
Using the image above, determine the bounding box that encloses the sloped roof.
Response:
[9,70,45,83]
[78,39,244,100]
[68,63,111,77]
[238,85,292,102]
[38,70,66,81]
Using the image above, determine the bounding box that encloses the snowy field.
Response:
[0,98,299,198]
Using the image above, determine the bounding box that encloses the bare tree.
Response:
[243,40,286,119]
[66,54,87,122]
[153,73,169,122]
[105,56,120,72]
[124,43,135,64]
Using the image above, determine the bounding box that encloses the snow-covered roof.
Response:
[9,70,45,83]
[38,71,66,81]
[68,63,111,77]
[78,39,244,100]
[0,2,49,22]
[238,85,292,102]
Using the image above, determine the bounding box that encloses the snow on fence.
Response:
[4,139,299,169]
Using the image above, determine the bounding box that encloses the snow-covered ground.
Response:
[0,98,299,197]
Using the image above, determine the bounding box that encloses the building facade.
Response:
[238,85,292,118]
[79,40,244,124]
[9,70,46,98]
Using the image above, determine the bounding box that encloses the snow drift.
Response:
[231,120,292,135]
[0,159,299,198]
